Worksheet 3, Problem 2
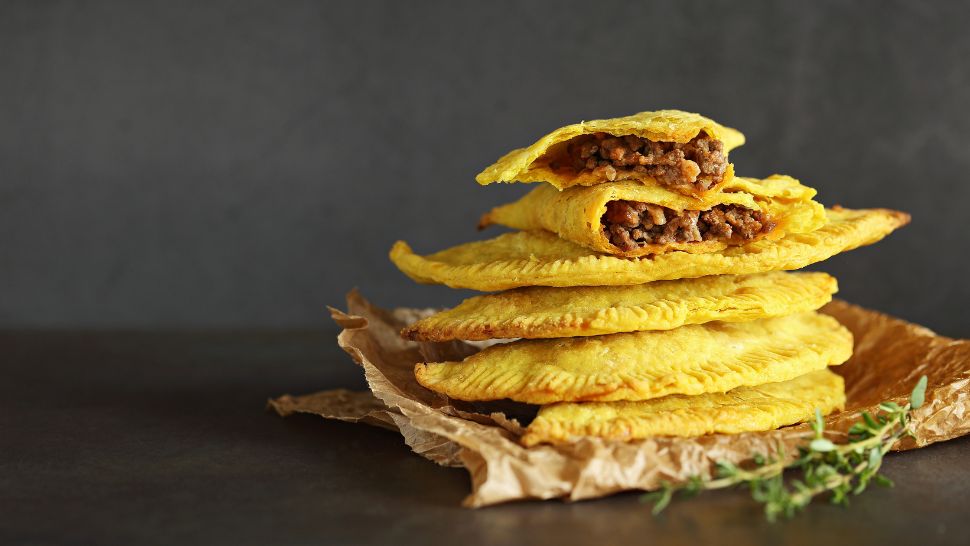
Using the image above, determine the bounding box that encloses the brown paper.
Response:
[270,290,970,507]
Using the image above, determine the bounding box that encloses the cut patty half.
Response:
[479,175,826,257]
[475,109,745,197]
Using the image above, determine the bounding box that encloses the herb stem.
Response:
[642,376,928,521]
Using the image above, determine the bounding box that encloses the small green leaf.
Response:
[831,486,847,505]
[873,474,894,488]
[812,408,824,437]
[751,484,769,503]
[764,503,780,523]
[910,375,928,409]
[716,460,738,478]
[815,464,837,479]
[810,438,836,452]
[868,448,882,469]
[684,476,704,497]
[862,411,878,430]
[848,423,867,436]
[879,402,901,413]
[649,486,673,515]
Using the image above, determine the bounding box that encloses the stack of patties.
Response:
[390,110,910,446]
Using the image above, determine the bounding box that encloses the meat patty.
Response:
[561,132,728,192]
[602,201,776,252]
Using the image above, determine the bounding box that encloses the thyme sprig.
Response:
[642,375,928,521]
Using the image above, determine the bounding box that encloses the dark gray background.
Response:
[2,0,968,335]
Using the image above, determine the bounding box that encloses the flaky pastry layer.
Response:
[414,312,852,404]
[521,370,845,446]
[390,208,910,291]
[403,271,837,341]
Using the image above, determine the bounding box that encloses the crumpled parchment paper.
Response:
[269,290,970,507]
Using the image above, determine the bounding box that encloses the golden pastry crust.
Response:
[414,312,853,404]
[478,175,827,257]
[520,370,845,446]
[475,109,745,194]
[402,271,837,341]
[390,207,910,291]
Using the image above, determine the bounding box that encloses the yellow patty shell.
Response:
[475,109,745,192]
[402,271,837,341]
[478,175,827,257]
[414,312,853,404]
[390,207,909,291]
[520,369,846,446]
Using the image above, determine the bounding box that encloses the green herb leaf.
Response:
[648,485,673,515]
[868,447,882,469]
[716,460,738,478]
[810,438,836,452]
[812,408,824,437]
[879,402,901,413]
[910,375,928,409]
[873,474,894,488]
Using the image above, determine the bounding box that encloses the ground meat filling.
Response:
[602,201,776,251]
[560,132,728,191]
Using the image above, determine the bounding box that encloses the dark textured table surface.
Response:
[3,330,968,546]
